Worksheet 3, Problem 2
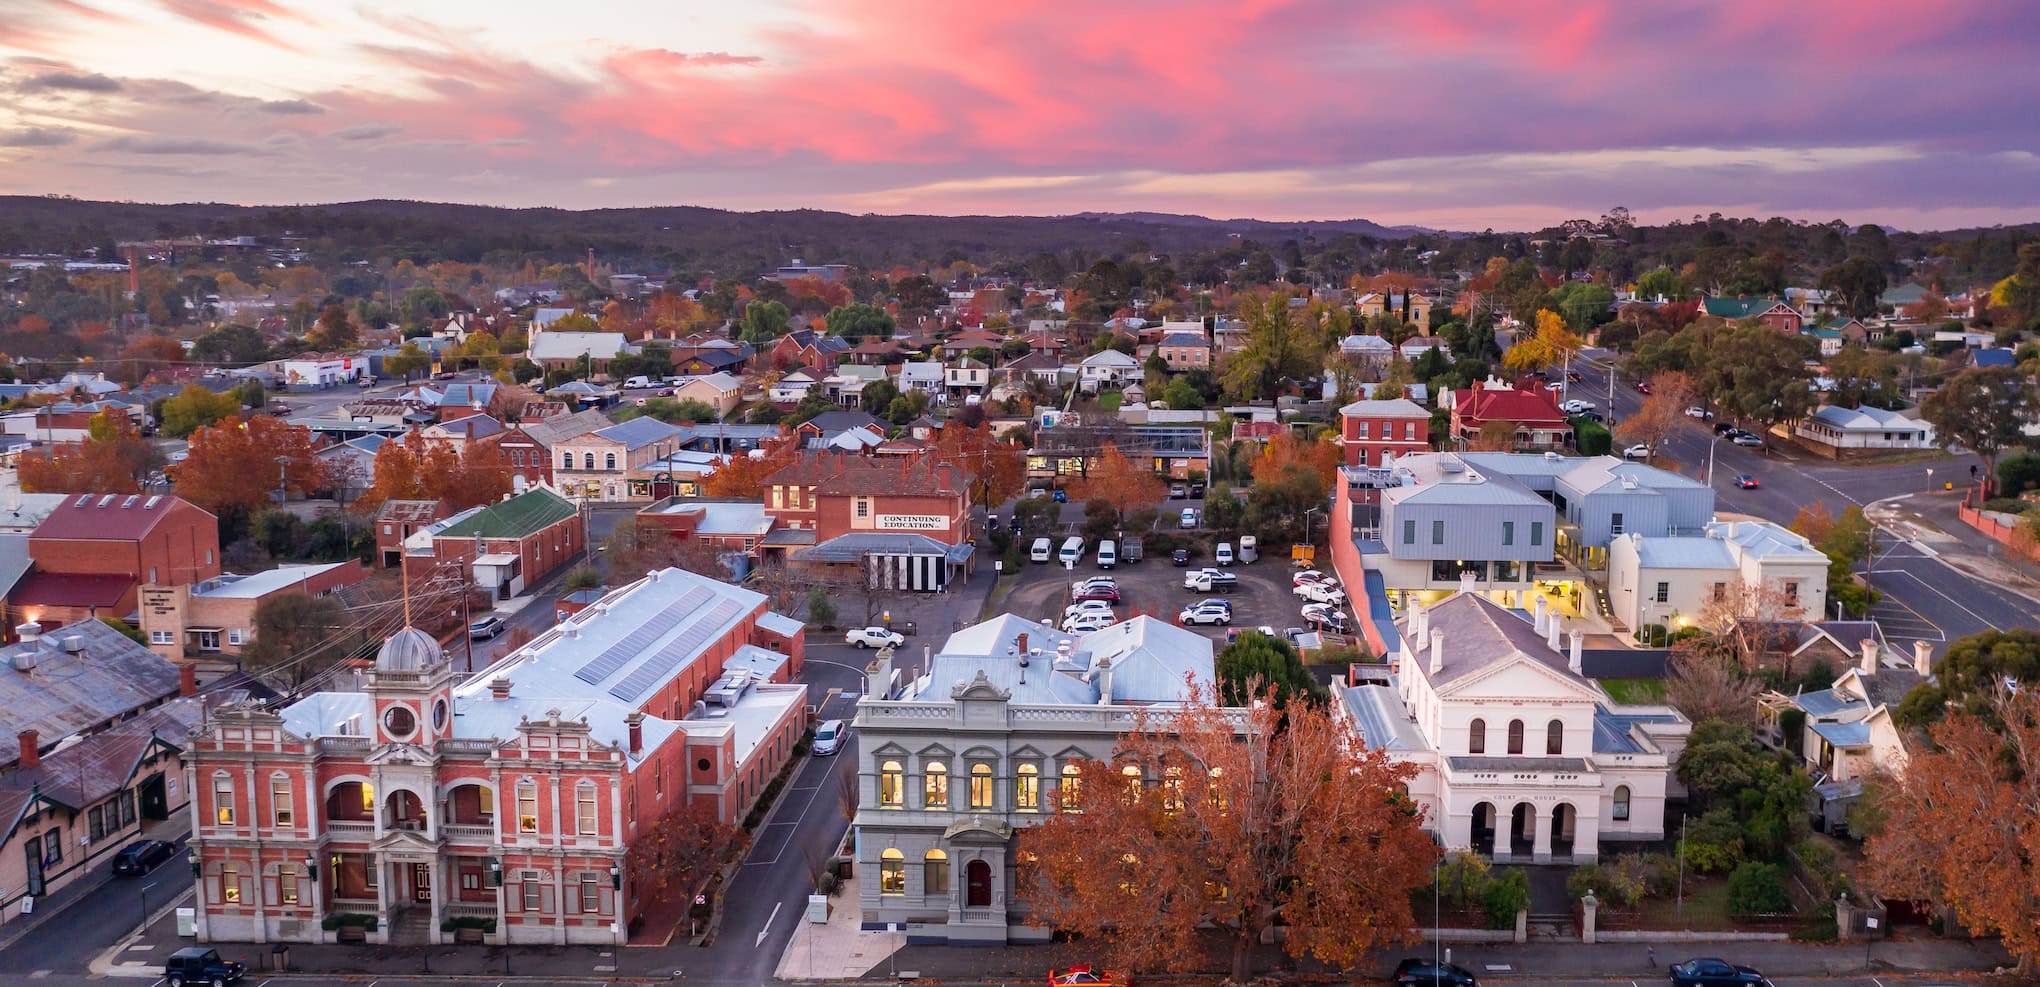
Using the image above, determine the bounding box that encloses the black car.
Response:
[1668,958,1767,987]
[1714,421,1738,436]
[1396,958,1479,987]
[1171,549,1190,566]
[112,838,178,876]
[165,947,245,987]
[1008,515,1025,534]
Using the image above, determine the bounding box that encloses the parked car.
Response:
[1121,540,1143,564]
[1071,584,1122,603]
[1294,581,1346,604]
[811,719,847,756]
[467,615,506,640]
[1179,508,1198,529]
[1049,966,1123,987]
[1169,483,1187,498]
[845,626,906,649]
[1735,473,1760,489]
[1009,515,1025,534]
[1071,576,1117,592]
[1188,482,1205,498]
[1560,399,1595,414]
[1062,612,1114,633]
[1577,410,1605,423]
[1292,569,1328,586]
[1634,381,1653,394]
[1667,958,1768,987]
[164,947,246,987]
[1178,604,1232,626]
[1714,421,1739,435]
[1300,603,1350,633]
[1395,958,1479,987]
[112,838,178,877]
[1064,600,1115,621]
[1731,431,1765,447]
[1183,568,1238,592]
[1214,542,1234,566]
[267,402,292,416]
[1622,444,1652,460]
[1171,548,1191,566]
[1686,406,1712,419]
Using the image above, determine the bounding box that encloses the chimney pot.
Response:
[1428,629,1444,675]
[625,711,644,755]
[16,729,37,769]
[179,663,198,697]
[490,676,513,700]
[14,622,39,643]
[1859,639,1880,676]
[1547,616,1563,654]
[1912,639,1934,678]
[1533,596,1549,634]
[1568,629,1584,675]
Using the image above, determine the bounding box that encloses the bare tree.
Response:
[1664,646,1761,726]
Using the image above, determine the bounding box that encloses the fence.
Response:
[1957,491,2040,562]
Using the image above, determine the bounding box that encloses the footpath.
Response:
[1868,489,2040,605]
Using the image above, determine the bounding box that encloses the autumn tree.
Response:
[1501,309,1584,375]
[1070,442,1165,524]
[1686,580,1815,679]
[602,517,732,581]
[170,415,327,518]
[699,434,801,499]
[1470,419,1517,451]
[1250,431,1340,490]
[15,410,153,493]
[353,432,508,514]
[1615,370,1696,455]
[239,592,351,690]
[627,800,750,911]
[160,383,245,437]
[1663,646,1761,727]
[929,423,1026,508]
[1922,367,2038,497]
[1015,689,1435,982]
[1864,688,2040,972]
[116,335,186,386]
[308,304,358,349]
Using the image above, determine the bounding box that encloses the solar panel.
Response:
[609,599,744,703]
[570,585,709,686]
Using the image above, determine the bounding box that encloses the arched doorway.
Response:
[1550,803,1577,859]
[1508,803,1536,858]
[385,790,426,830]
[965,860,993,908]
[326,781,372,823]
[1470,802,1497,856]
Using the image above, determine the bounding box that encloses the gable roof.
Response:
[0,620,183,756]
[435,487,577,540]
[1340,397,1429,419]
[593,415,686,451]
[1806,405,1932,434]
[1972,348,2017,368]
[1079,349,1139,368]
[799,410,886,435]
[31,493,209,542]
[518,408,612,447]
[1454,386,1569,425]
[1405,592,1594,693]
[1157,332,1208,348]
[1701,296,1796,320]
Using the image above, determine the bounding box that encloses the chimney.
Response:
[490,676,513,700]
[1547,616,1563,654]
[625,711,644,755]
[1858,639,1879,676]
[1428,629,1444,675]
[1457,571,1477,595]
[1015,632,1028,656]
[1912,640,1934,679]
[179,663,198,697]
[1409,599,1428,644]
[1533,596,1549,634]
[16,729,37,769]
[1096,657,1115,706]
[1568,630,1584,675]
[865,649,895,700]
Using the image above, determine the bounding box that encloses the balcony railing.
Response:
[443,822,497,844]
[324,822,374,841]
[318,737,372,755]
[437,738,500,756]
[443,902,498,921]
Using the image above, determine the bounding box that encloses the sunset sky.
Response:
[2,0,2037,230]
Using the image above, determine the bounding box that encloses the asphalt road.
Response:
[0,840,190,974]
[1575,352,2033,653]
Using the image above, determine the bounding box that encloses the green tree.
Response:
[618,398,719,424]
[1894,628,2040,728]
[1726,862,1792,914]
[160,384,244,437]
[1161,377,1204,409]
[189,324,268,365]
[1923,367,2038,495]
[806,586,838,628]
[564,566,602,591]
[232,379,266,410]
[1222,293,1317,401]
[309,304,358,349]
[738,300,791,344]
[1697,321,1816,444]
[1819,256,1889,320]
[382,342,432,381]
[1214,630,1325,708]
[1203,481,1246,531]
[1635,267,1687,302]
[823,302,894,341]
[240,592,351,689]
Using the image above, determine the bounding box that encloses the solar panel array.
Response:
[570,585,710,686]
[608,599,746,703]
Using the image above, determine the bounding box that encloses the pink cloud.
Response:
[159,0,310,50]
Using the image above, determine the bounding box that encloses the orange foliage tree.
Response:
[116,335,187,386]
[1250,432,1340,489]
[627,800,750,910]
[1865,688,2040,972]
[1016,690,1435,982]
[15,410,152,494]
[1070,442,1165,522]
[699,434,800,499]
[171,415,327,517]
[354,432,511,515]
[928,423,1026,507]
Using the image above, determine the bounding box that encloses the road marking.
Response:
[805,658,872,677]
[258,980,272,987]
[1872,978,1886,987]
[755,901,783,947]
[745,750,852,866]
[1881,568,1996,628]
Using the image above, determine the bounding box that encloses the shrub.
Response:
[564,566,602,592]
[1727,861,1794,914]
[1681,809,1746,874]
[1624,852,1682,897]
[1568,862,1642,909]
[321,912,378,930]
[1480,869,1530,930]
[1436,851,1491,911]
[806,586,838,629]
[439,916,498,932]
[1794,840,1845,898]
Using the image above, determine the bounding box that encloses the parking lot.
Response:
[996,534,1337,645]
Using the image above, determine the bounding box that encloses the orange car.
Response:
[1049,966,1124,987]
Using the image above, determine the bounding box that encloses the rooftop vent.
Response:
[1439,460,1465,474]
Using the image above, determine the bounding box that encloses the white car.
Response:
[1291,569,1328,587]
[1622,444,1652,460]
[1071,577,1117,593]
[1294,581,1347,604]
[811,719,847,756]
[844,626,905,649]
[1560,399,1596,414]
[1063,600,1115,621]
[1685,407,1712,419]
[1062,612,1114,633]
[1179,605,1232,626]
[1179,508,1198,529]
[1731,432,1765,447]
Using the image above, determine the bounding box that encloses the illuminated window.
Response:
[221,863,240,903]
[1207,767,1228,810]
[213,775,235,825]
[1014,764,1039,812]
[360,781,375,815]
[1162,766,1184,813]
[1058,764,1083,811]
[923,849,949,895]
[879,761,904,807]
[879,848,906,894]
[1121,764,1144,800]
[517,780,538,833]
[968,763,994,810]
[923,762,948,808]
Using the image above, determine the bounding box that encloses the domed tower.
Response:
[368,625,459,748]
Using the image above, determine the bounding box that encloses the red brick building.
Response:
[375,500,448,568]
[1338,397,1432,467]
[184,568,808,947]
[1700,296,1805,334]
[764,452,974,591]
[13,493,221,630]
[401,487,584,602]
[1450,386,1574,451]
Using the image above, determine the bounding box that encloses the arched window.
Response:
[1162,766,1185,813]
[923,761,948,808]
[1121,764,1144,800]
[968,763,994,810]
[562,452,572,470]
[1208,766,1228,810]
[1468,718,1486,755]
[1014,764,1039,812]
[516,779,538,833]
[212,774,235,825]
[1612,785,1631,821]
[923,849,949,895]
[1507,719,1525,755]
[1058,763,1083,811]
[576,781,598,834]
[604,452,616,470]
[1546,719,1564,756]
[583,453,595,470]
[878,761,904,806]
[879,848,905,894]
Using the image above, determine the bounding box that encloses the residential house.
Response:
[1450,387,1573,450]
[850,339,907,366]
[1700,296,1804,334]
[496,408,612,490]
[138,562,369,669]
[319,434,386,504]
[1027,424,1211,482]
[403,486,584,603]
[1793,405,1936,458]
[1076,350,1139,390]
[996,352,1063,387]
[768,330,851,372]
[1154,331,1211,371]
[896,361,944,395]
[1339,398,1431,468]
[681,423,784,456]
[527,327,637,374]
[1400,336,1453,362]
[672,372,743,418]
[1358,292,1434,331]
[851,613,1219,942]
[1338,333,1398,372]
[555,418,689,502]
[825,365,887,408]
[183,567,807,945]
[420,413,504,451]
[944,358,990,397]
[1606,520,1830,633]
[671,347,749,377]
[14,494,221,630]
[768,367,823,405]
[1758,639,1932,830]
[793,411,888,449]
[939,330,1005,358]
[1336,590,1690,863]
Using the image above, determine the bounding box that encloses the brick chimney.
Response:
[490,676,513,700]
[1912,640,1934,678]
[17,729,37,769]
[625,711,644,755]
[1858,639,1879,676]
[179,663,198,697]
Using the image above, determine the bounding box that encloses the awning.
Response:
[472,553,519,566]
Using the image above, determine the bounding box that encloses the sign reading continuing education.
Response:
[877,515,946,531]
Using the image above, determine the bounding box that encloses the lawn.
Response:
[1598,678,1667,704]
[1625,875,1738,931]
[1098,392,1123,411]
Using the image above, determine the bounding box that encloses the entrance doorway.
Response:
[1550,804,1576,858]
[964,860,992,908]
[1508,803,1536,857]
[1470,802,1497,856]
[138,773,169,820]
[411,862,432,903]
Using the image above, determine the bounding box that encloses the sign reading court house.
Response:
[878,514,948,531]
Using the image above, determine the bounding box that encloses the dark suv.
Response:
[111,838,177,876]
[1395,958,1479,987]
[165,947,245,987]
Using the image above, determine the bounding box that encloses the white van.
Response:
[1030,537,1053,563]
[1238,535,1258,563]
[1058,537,1085,565]
[623,375,652,389]
[1215,542,1235,566]
[1096,540,1117,569]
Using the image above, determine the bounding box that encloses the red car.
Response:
[1071,585,1121,603]
[1735,474,1759,489]
[1050,967,1124,987]
[1634,381,1653,394]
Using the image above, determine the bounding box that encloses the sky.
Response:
[1,0,2038,231]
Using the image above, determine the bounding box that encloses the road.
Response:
[1576,351,2037,652]
[0,835,191,975]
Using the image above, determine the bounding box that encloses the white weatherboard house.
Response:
[1794,405,1936,454]
[1606,519,1830,633]
[1336,589,1690,863]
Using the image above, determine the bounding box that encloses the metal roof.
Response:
[1341,683,1425,751]
[1628,535,1737,569]
[594,416,686,452]
[1810,721,1872,747]
[436,487,578,540]
[1,621,183,753]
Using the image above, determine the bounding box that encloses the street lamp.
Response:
[609,862,622,891]
[304,853,318,884]
[188,848,201,878]
[1303,506,1323,547]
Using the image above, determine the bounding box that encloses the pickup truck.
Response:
[1182,567,1238,592]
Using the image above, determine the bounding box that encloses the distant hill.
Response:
[0,196,1425,274]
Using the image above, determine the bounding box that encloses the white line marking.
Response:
[755,901,783,947]
[1872,978,1886,987]
[1882,568,1996,628]
[258,980,271,987]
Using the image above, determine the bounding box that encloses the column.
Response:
[429,857,446,945]
[372,857,391,945]
[1531,804,1552,863]
[1443,805,1473,853]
